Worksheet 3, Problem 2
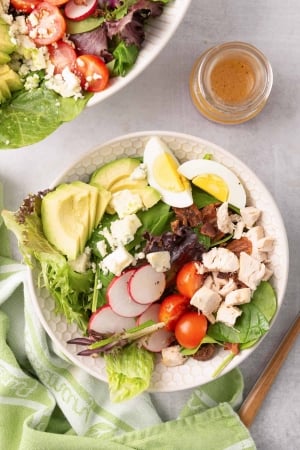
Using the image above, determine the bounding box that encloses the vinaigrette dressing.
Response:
[189,42,273,124]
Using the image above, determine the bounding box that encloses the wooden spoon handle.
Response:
[238,314,300,428]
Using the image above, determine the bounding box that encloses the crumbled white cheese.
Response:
[109,189,144,219]
[101,245,134,276]
[96,240,107,258]
[130,163,147,180]
[110,214,142,246]
[146,251,171,273]
[45,67,82,98]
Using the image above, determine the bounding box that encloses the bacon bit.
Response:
[200,221,218,238]
[201,203,219,223]
[74,0,87,5]
[224,342,240,355]
[225,237,252,256]
[172,204,202,227]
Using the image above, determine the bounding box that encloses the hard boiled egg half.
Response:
[143,137,193,207]
[178,158,246,209]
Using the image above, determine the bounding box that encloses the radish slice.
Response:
[88,305,135,334]
[107,269,149,317]
[137,303,174,352]
[129,264,166,304]
[64,0,98,21]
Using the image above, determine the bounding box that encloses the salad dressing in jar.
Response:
[189,42,273,124]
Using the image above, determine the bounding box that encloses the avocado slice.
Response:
[0,79,11,101]
[90,157,142,191]
[0,50,10,64]
[0,64,23,104]
[0,19,16,55]
[41,184,92,261]
[109,176,148,193]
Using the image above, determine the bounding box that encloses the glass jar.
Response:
[189,41,273,124]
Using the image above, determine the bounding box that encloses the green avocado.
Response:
[0,64,23,104]
[41,181,112,260]
[0,18,16,55]
[0,50,11,64]
[90,157,142,191]
[137,186,161,209]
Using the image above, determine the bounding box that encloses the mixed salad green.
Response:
[1,138,277,402]
[0,0,171,149]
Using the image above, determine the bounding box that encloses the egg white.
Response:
[143,137,193,207]
[178,159,246,209]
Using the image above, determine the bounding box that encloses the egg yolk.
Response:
[192,174,229,202]
[153,153,189,192]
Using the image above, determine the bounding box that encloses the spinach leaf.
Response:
[0,85,92,149]
[207,301,270,344]
[251,280,277,322]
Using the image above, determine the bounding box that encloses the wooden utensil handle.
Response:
[238,314,300,428]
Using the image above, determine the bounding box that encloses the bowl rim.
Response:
[87,0,192,107]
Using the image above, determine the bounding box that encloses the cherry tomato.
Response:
[74,55,109,92]
[48,40,77,74]
[10,0,40,13]
[175,311,207,349]
[176,261,204,298]
[158,294,190,331]
[27,3,66,46]
[46,0,69,5]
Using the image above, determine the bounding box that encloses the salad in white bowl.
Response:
[0,0,186,149]
[1,132,288,402]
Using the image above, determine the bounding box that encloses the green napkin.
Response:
[0,184,256,450]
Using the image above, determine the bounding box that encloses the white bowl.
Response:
[87,0,192,107]
[28,131,289,392]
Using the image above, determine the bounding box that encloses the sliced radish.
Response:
[107,269,149,317]
[129,264,166,305]
[137,303,174,353]
[88,305,136,335]
[64,0,98,21]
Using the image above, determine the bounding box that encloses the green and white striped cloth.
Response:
[0,183,256,450]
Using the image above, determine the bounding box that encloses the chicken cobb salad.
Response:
[0,0,171,148]
[1,136,277,401]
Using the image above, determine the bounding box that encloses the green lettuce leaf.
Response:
[1,196,92,330]
[104,343,155,402]
[0,85,92,150]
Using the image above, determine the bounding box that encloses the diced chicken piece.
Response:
[262,266,273,281]
[212,272,228,290]
[257,237,275,252]
[203,275,214,289]
[194,261,207,275]
[219,278,237,296]
[202,247,239,273]
[216,302,242,327]
[240,206,261,228]
[245,226,268,262]
[217,202,234,234]
[224,288,252,306]
[161,345,187,367]
[190,285,222,315]
[238,252,266,290]
[233,219,245,239]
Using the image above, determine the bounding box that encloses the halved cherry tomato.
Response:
[176,261,204,298]
[10,0,40,13]
[27,3,66,46]
[48,40,77,74]
[74,55,109,92]
[158,294,190,331]
[175,311,207,349]
[46,0,69,5]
